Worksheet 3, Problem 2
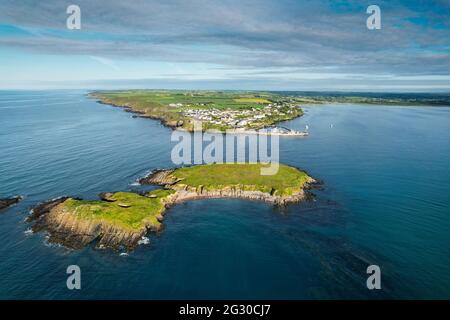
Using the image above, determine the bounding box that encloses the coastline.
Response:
[0,196,22,212]
[89,92,306,134]
[27,164,317,251]
[140,168,318,206]
[93,98,181,130]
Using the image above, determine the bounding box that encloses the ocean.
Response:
[0,90,449,299]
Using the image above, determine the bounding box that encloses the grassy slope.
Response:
[172,163,311,196]
[62,189,175,231]
[94,90,277,109]
[56,164,311,232]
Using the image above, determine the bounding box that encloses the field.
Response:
[171,163,312,196]
[90,90,450,132]
[93,90,276,108]
[90,90,303,131]
[62,190,175,231]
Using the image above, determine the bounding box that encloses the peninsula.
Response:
[90,91,304,132]
[89,90,450,134]
[28,163,316,250]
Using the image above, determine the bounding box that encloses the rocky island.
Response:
[28,163,316,251]
[0,196,22,212]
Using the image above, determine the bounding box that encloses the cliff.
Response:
[28,163,317,251]
[141,169,316,205]
[28,191,175,250]
[140,163,317,205]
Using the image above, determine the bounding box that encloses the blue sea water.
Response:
[0,90,449,299]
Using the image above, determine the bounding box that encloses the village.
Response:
[179,102,301,129]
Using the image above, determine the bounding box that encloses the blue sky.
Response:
[0,0,449,91]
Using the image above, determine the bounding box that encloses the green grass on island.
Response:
[54,163,312,233]
[61,190,175,232]
[170,163,312,196]
[90,90,450,133]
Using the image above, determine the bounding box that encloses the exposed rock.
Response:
[139,169,178,185]
[28,192,167,251]
[141,169,318,206]
[27,197,69,222]
[91,96,182,131]
[99,192,116,202]
[0,196,22,211]
[40,205,147,250]
[27,165,319,252]
[169,185,305,206]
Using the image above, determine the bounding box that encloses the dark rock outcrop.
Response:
[0,196,22,212]
[139,169,179,185]
[27,197,69,222]
[26,165,319,251]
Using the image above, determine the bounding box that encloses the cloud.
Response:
[0,0,449,84]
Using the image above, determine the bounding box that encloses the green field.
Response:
[233,97,272,104]
[90,90,303,131]
[170,163,312,196]
[93,90,276,108]
[61,189,175,231]
[91,90,449,132]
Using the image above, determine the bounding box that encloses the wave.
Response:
[138,236,150,245]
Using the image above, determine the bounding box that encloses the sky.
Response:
[0,0,449,91]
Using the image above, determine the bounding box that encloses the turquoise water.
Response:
[0,90,449,299]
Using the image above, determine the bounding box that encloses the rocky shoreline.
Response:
[27,194,170,250]
[27,164,318,251]
[0,196,22,212]
[93,97,184,130]
[90,93,303,133]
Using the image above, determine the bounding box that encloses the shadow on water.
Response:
[271,189,401,299]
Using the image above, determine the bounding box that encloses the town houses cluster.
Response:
[180,103,299,128]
